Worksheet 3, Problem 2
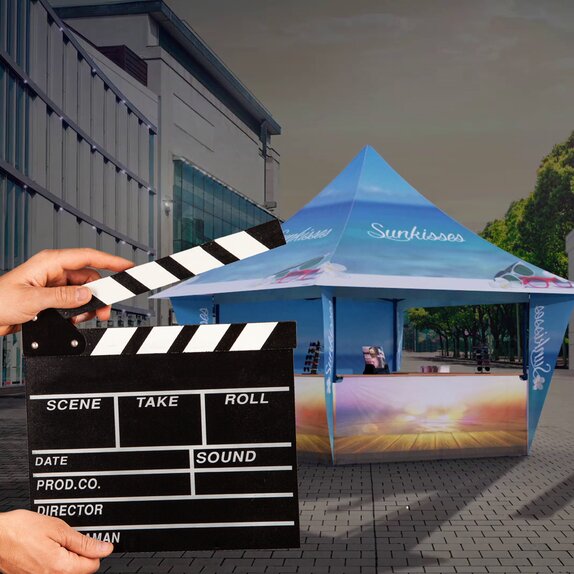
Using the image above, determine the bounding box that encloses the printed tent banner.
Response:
[158,146,574,460]
[159,146,573,302]
[528,295,574,448]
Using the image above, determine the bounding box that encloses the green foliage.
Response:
[481,199,529,260]
[481,131,574,277]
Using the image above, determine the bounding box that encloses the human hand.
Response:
[0,248,133,336]
[0,509,113,574]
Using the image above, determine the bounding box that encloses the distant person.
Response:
[0,248,132,574]
[362,345,390,374]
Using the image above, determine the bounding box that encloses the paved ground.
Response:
[2,369,574,573]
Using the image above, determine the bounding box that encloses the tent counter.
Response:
[295,373,527,465]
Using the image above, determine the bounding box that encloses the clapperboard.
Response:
[22,221,300,552]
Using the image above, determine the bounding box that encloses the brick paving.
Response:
[2,373,574,573]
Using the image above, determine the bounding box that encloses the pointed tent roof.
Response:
[158,146,573,305]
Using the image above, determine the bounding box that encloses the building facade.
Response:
[0,0,157,386]
[54,0,282,324]
[0,0,282,387]
[173,160,275,253]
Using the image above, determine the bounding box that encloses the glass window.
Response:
[0,175,7,272]
[181,201,194,244]
[213,183,223,219]
[16,0,23,67]
[221,219,232,237]
[24,84,29,175]
[192,171,204,211]
[203,212,214,241]
[148,133,155,189]
[173,194,181,241]
[173,160,182,198]
[192,217,205,244]
[213,216,222,239]
[203,177,214,215]
[13,183,22,266]
[246,209,255,226]
[15,81,23,171]
[6,74,14,164]
[0,65,5,162]
[221,189,232,223]
[24,0,30,73]
[6,0,13,59]
[231,191,241,217]
[4,179,13,268]
[193,169,204,193]
[172,162,278,249]
[148,191,154,251]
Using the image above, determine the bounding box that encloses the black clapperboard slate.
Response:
[22,221,300,552]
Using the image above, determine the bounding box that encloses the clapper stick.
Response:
[57,219,285,319]
[23,219,286,357]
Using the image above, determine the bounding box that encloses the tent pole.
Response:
[393,300,398,372]
[521,301,529,380]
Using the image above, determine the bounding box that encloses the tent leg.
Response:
[521,302,529,380]
[393,300,398,372]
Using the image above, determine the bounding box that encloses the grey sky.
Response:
[166,0,574,231]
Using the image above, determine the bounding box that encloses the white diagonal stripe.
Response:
[86,276,135,305]
[136,326,184,355]
[216,231,268,259]
[91,328,138,356]
[76,521,294,532]
[230,322,277,351]
[170,247,224,275]
[126,262,179,290]
[183,324,230,353]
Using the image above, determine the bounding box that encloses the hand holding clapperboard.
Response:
[22,220,300,552]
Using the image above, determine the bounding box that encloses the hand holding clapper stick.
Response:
[22,220,287,356]
[55,220,285,321]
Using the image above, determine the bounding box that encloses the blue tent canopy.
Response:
[158,146,574,453]
[159,146,571,306]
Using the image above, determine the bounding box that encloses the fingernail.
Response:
[97,541,113,553]
[76,287,90,302]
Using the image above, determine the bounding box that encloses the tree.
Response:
[520,134,574,276]
[482,131,574,278]
[481,198,529,261]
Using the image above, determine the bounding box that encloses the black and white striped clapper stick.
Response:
[59,220,285,319]
[85,321,296,356]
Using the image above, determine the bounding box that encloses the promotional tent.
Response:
[159,146,574,459]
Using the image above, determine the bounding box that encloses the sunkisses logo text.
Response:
[530,305,551,391]
[199,308,210,325]
[324,299,334,394]
[368,222,465,243]
[284,227,333,242]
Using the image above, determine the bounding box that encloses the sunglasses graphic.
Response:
[520,276,573,288]
[273,256,325,283]
[494,262,573,289]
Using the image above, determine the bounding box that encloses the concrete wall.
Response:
[0,0,157,385]
[65,14,271,203]
[24,2,155,314]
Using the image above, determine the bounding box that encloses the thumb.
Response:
[31,285,92,311]
[53,526,113,558]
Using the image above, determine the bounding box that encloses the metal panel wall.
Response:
[0,0,158,387]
